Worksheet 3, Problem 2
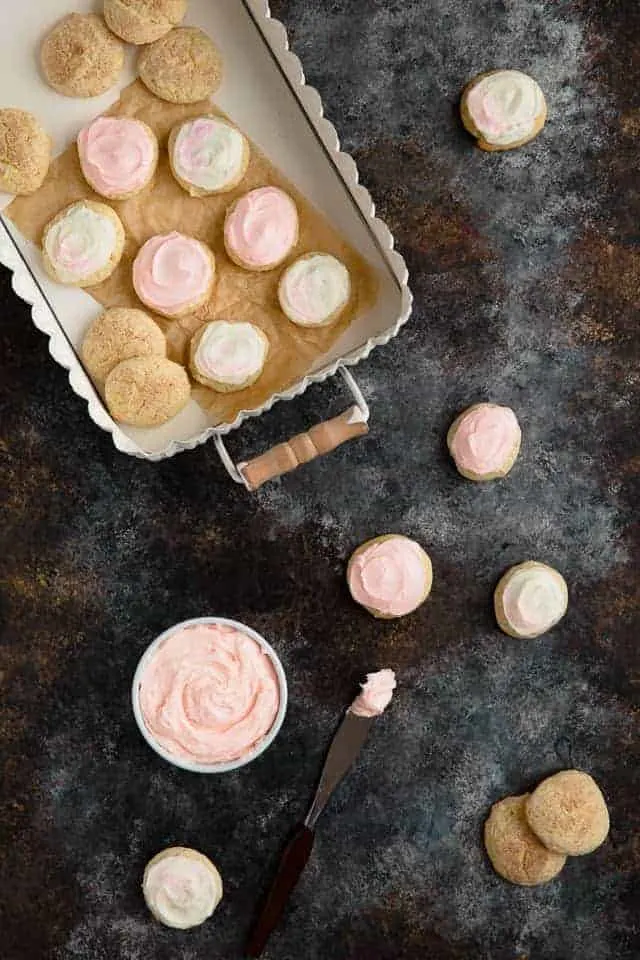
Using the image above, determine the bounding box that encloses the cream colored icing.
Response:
[138,622,280,764]
[78,117,156,198]
[173,116,246,193]
[350,669,396,718]
[225,186,298,268]
[133,232,214,316]
[279,253,350,326]
[349,536,429,617]
[501,563,568,637]
[44,203,118,284]
[194,321,268,386]
[143,850,222,929]
[450,404,520,475]
[466,70,545,147]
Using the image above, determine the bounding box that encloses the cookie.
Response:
[40,14,125,99]
[526,771,610,856]
[105,357,191,427]
[190,321,269,393]
[143,847,223,929]
[138,27,223,104]
[484,794,566,886]
[168,115,249,197]
[42,200,125,287]
[0,109,51,196]
[278,253,351,327]
[224,186,299,272]
[133,232,216,319]
[81,307,166,385]
[461,69,547,152]
[494,561,568,639]
[78,117,158,200]
[447,402,521,481]
[347,535,433,619]
[104,0,187,45]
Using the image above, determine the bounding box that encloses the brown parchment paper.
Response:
[7,82,377,427]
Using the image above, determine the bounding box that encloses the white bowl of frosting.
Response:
[132,617,287,773]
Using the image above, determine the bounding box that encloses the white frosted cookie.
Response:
[461,69,547,151]
[494,561,568,639]
[189,321,269,393]
[143,847,223,929]
[42,200,125,287]
[278,253,351,327]
[169,115,249,197]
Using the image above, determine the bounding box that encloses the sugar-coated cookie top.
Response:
[466,70,545,147]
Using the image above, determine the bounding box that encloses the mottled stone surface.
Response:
[1,1,639,958]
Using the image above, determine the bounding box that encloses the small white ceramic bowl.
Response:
[132,616,288,774]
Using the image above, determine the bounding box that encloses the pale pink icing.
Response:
[450,404,520,475]
[348,536,429,617]
[133,232,214,316]
[350,669,396,718]
[225,186,298,268]
[78,117,156,198]
[138,623,280,765]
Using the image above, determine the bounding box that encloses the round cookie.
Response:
[133,232,216,319]
[81,307,166,385]
[484,794,566,886]
[104,0,187,45]
[494,561,568,639]
[189,321,269,393]
[78,116,158,201]
[0,109,51,196]
[461,69,547,152]
[447,402,521,481]
[224,186,299,272]
[168,115,249,197]
[143,847,223,930]
[41,14,125,99]
[42,200,125,288]
[105,357,191,427]
[138,27,223,104]
[347,534,433,619]
[278,253,351,327]
[525,770,610,856]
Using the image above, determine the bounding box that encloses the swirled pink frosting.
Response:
[139,623,280,765]
[133,232,214,316]
[450,404,520,475]
[348,536,430,617]
[78,117,156,198]
[350,669,396,717]
[225,186,298,268]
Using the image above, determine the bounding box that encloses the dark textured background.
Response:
[1,1,639,958]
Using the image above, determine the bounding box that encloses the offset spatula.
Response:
[246,710,375,957]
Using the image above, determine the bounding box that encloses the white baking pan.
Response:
[0,0,411,487]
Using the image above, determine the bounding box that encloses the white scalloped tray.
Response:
[0,0,411,462]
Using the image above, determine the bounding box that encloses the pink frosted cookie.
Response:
[347,535,433,619]
[224,186,298,272]
[133,232,215,318]
[447,403,521,481]
[77,116,158,200]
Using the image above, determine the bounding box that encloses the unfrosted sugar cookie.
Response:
[347,535,433,619]
[42,200,125,287]
[78,116,158,200]
[143,847,223,929]
[104,0,187,45]
[484,795,566,886]
[41,14,125,99]
[494,561,568,639]
[278,253,351,327]
[0,109,51,195]
[224,186,299,272]
[526,770,610,856]
[447,402,521,481]
[189,321,269,393]
[133,232,216,319]
[169,115,249,197]
[461,69,547,151]
[82,307,166,385]
[138,27,223,104]
[105,357,191,427]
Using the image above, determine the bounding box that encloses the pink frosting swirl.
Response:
[78,117,157,198]
[138,623,280,765]
[449,404,521,475]
[133,232,214,316]
[225,186,298,268]
[350,669,396,717]
[348,536,431,617]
